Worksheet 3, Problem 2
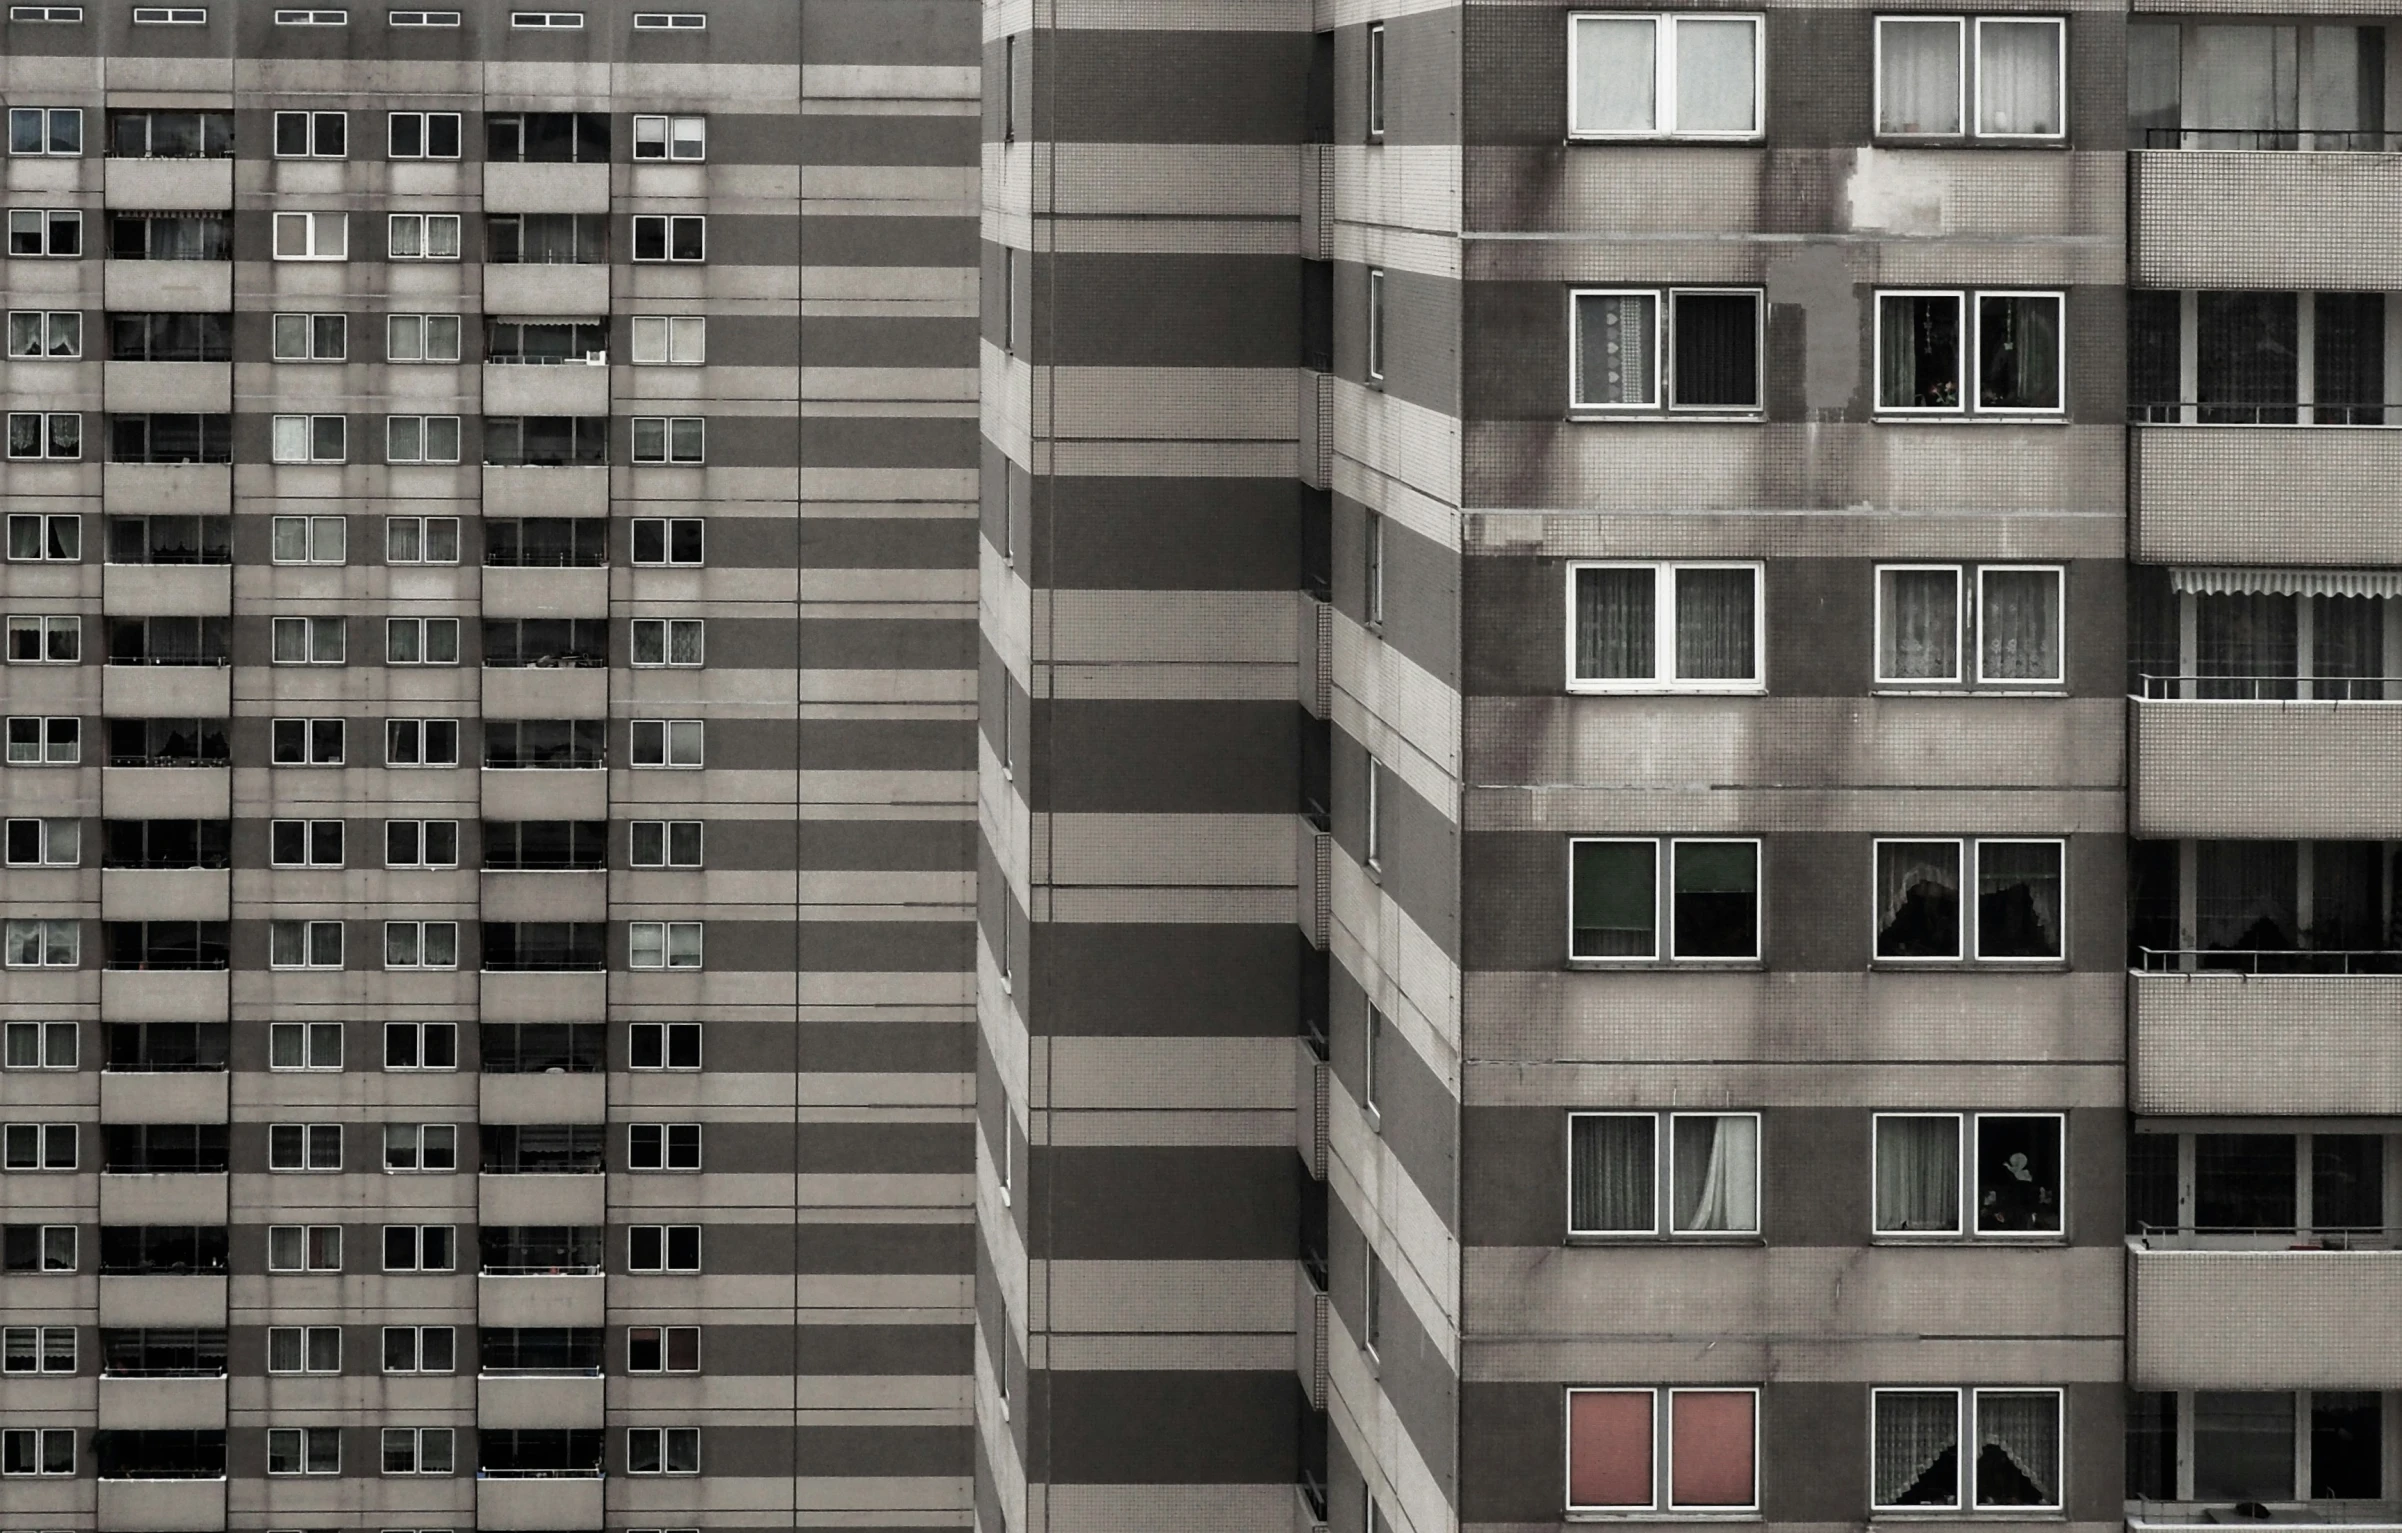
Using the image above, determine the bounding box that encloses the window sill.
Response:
[1566,960,1765,973]
[1565,683,1768,698]
[1566,1232,1764,1247]
[1870,412,2070,426]
[1870,1234,2067,1248]
[1565,1513,1762,1523]
[1869,135,2069,150]
[1871,687,2067,699]
[1867,961,2068,974]
[1562,135,1767,148]
[1566,411,1765,425]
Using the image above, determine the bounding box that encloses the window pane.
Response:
[2197,289,2299,424]
[1976,840,2063,960]
[2313,1133,2385,1231]
[1973,1392,2059,1507]
[1979,569,2059,682]
[1672,566,1754,681]
[2312,1392,2382,1499]
[1879,568,1959,682]
[1880,18,1963,134]
[1671,840,1756,960]
[1977,294,2061,410]
[1567,1390,1654,1509]
[1571,840,1656,959]
[1877,841,1961,959]
[1571,17,1656,133]
[1978,20,2062,135]
[1569,1114,1654,1234]
[1671,291,1758,409]
[1974,1114,2061,1234]
[1875,1391,1961,1507]
[1573,566,1655,682]
[2195,1392,2296,1501]
[2195,1133,2296,1230]
[1675,18,1757,133]
[1876,1115,1960,1233]
[1670,1114,1757,1233]
[1576,292,1657,406]
[1880,293,1961,408]
[1669,1391,1755,1508]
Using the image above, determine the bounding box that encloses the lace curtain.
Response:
[1881,569,1958,680]
[1877,1116,1959,1232]
[1979,569,2059,681]
[1573,17,1657,133]
[1875,1391,1959,1507]
[1977,21,2062,135]
[1575,566,1655,681]
[1878,841,1961,957]
[1674,17,1758,134]
[1975,1392,2060,1507]
[2195,592,2297,698]
[1977,840,2062,959]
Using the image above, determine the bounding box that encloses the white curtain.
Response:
[1975,1392,2059,1507]
[1875,1391,1960,1507]
[1674,567,1755,681]
[2186,26,2297,143]
[1877,841,1961,958]
[1881,569,1958,681]
[1977,21,2062,135]
[1980,569,2059,681]
[1575,566,1655,681]
[1877,1116,1959,1232]
[1672,1115,1758,1233]
[1675,18,1757,134]
[1570,1115,1654,1233]
[1574,17,1657,134]
[1880,19,1963,134]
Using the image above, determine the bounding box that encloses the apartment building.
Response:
[981,3,2399,1533]
[0,3,983,1533]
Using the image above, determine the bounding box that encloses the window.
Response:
[5,515,77,563]
[488,316,607,365]
[384,1021,459,1070]
[106,110,228,158]
[267,1327,340,1374]
[269,920,344,970]
[387,312,462,362]
[7,208,79,256]
[3,1021,77,1068]
[484,820,605,871]
[1875,16,2064,140]
[132,5,206,19]
[627,1325,700,1372]
[381,1229,457,1275]
[112,311,230,361]
[271,617,346,665]
[275,7,348,21]
[629,921,704,970]
[1874,1111,2063,1238]
[382,1428,454,1476]
[2,1225,76,1271]
[100,921,225,971]
[628,1224,701,1272]
[387,213,461,261]
[5,410,80,463]
[1571,288,1763,412]
[265,1224,342,1272]
[4,919,77,967]
[267,1427,340,1476]
[104,1022,221,1075]
[633,10,705,25]
[272,111,346,158]
[386,718,460,767]
[5,819,80,866]
[385,819,460,869]
[630,1022,702,1070]
[487,112,608,161]
[6,310,79,358]
[270,516,346,564]
[269,719,344,768]
[1569,837,1761,962]
[2,1123,77,1169]
[484,720,607,770]
[1567,562,1762,691]
[110,414,229,463]
[269,820,344,868]
[388,9,459,23]
[512,9,584,25]
[631,618,704,667]
[487,518,607,567]
[1876,564,2064,688]
[1363,755,1383,872]
[388,111,461,158]
[382,1325,459,1371]
[4,616,77,665]
[6,412,80,459]
[631,719,704,768]
[632,114,706,159]
[1366,21,1387,136]
[386,617,460,666]
[108,212,228,262]
[268,1123,342,1171]
[631,820,704,867]
[484,618,604,668]
[626,1428,700,1475]
[1872,1388,2061,1510]
[0,1327,74,1373]
[632,517,705,564]
[270,415,346,465]
[9,6,86,20]
[6,107,79,155]
[384,922,458,971]
[1874,838,2063,961]
[631,415,706,463]
[0,1428,74,1475]
[1575,1124,1767,1239]
[488,212,607,264]
[629,1123,702,1170]
[1570,13,1765,138]
[384,1123,458,1172]
[267,1021,342,1070]
[1877,289,2063,414]
[1365,267,1385,381]
[271,212,345,261]
[271,312,346,362]
[632,214,706,262]
[1565,1387,1758,1513]
[386,518,461,563]
[106,518,227,567]
[485,415,608,465]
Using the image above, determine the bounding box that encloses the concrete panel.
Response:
[477,667,608,719]
[481,162,611,214]
[481,872,607,922]
[479,770,609,822]
[100,768,231,821]
[100,563,231,618]
[100,868,229,922]
[480,566,610,619]
[103,261,233,314]
[476,972,607,1023]
[96,1477,224,1532]
[475,1476,602,1531]
[481,465,609,518]
[477,1274,606,1327]
[476,1374,605,1428]
[2133,150,2402,288]
[104,464,230,514]
[2130,1244,2402,1389]
[2134,697,2402,838]
[104,157,234,211]
[102,361,231,414]
[98,1275,227,1327]
[99,1070,228,1124]
[2130,970,2402,1115]
[483,264,611,317]
[104,665,231,718]
[98,1375,225,1430]
[483,362,611,416]
[100,970,230,1022]
[100,1172,227,1225]
[478,1071,606,1125]
[2133,425,2402,567]
[478,1173,605,1227]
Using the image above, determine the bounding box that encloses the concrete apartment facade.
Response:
[3,1,2400,1533]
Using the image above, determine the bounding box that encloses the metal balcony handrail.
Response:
[2134,946,2402,975]
[478,1263,603,1277]
[2129,1226,2400,1248]
[2127,400,2395,424]
[2133,673,2402,702]
[474,1467,603,1479]
[477,1365,605,1378]
[2141,125,2402,149]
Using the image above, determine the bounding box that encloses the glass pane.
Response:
[1977,21,2061,135]
[1977,840,2063,960]
[1977,294,2060,410]
[2197,290,2298,424]
[2312,1393,2382,1499]
[1974,1114,2062,1233]
[1675,19,1756,133]
[1876,1392,1961,1507]
[2194,1392,2295,1501]
[1880,294,1961,409]
[1573,17,1657,134]
[1876,1115,1960,1232]
[1576,292,1657,406]
[1979,569,2059,682]
[1574,566,1657,682]
[2313,1133,2384,1232]
[1568,1115,1654,1234]
[1670,1115,1756,1232]
[1571,840,1657,958]
[1671,292,1758,409]
[2195,1133,2297,1230]
[1673,566,1754,681]
[1878,840,1962,957]
[1567,1391,1654,1508]
[1668,1391,1754,1508]
[1880,568,1959,681]
[1880,18,1963,134]
[1671,840,1757,960]
[2187,26,2298,146]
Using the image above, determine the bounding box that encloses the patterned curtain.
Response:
[1980,569,2060,681]
[1881,569,1959,680]
[1875,1391,1960,1507]
[1974,1392,2059,1507]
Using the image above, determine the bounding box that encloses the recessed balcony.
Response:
[2131,425,2402,567]
[2132,148,2402,290]
[2129,1237,2402,1390]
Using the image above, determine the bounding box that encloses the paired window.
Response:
[382,1428,454,1475]
[1573,289,1761,414]
[270,515,346,564]
[384,922,458,970]
[632,10,704,26]
[387,517,461,563]
[0,1327,74,1373]
[270,819,344,868]
[266,1224,343,1271]
[631,416,705,463]
[626,1428,700,1475]
[383,1325,457,1370]
[632,618,704,667]
[630,314,706,364]
[7,310,79,358]
[266,1427,341,1476]
[382,1228,456,1275]
[6,107,79,155]
[1875,16,2065,140]
[1872,1388,2061,1510]
[385,1123,458,1171]
[1569,562,1761,691]
[269,919,344,970]
[1877,290,2064,414]
[387,617,461,665]
[267,1326,340,1374]
[2,1021,78,1068]
[629,921,704,969]
[630,1021,702,1070]
[512,10,584,26]
[633,517,705,564]
[4,818,80,866]
[272,212,346,261]
[2,1123,77,1170]
[385,819,460,869]
[628,1325,700,1371]
[388,111,461,158]
[632,718,704,768]
[1874,1111,2063,1237]
[632,214,706,262]
[0,1427,74,1475]
[628,1224,701,1271]
[8,7,85,22]
[1875,838,2064,962]
[389,8,459,23]
[1569,12,1764,138]
[1,1224,76,1271]
[272,313,346,361]
[1570,838,1761,962]
[268,1123,342,1171]
[6,208,80,256]
[276,7,348,23]
[5,616,77,664]
[272,617,346,665]
[632,820,704,867]
[388,312,462,361]
[385,718,459,767]
[633,114,706,159]
[384,1021,459,1070]
[4,919,77,967]
[1569,1112,1759,1236]
[388,212,461,260]
[133,5,207,20]
[1876,565,2063,687]
[629,1123,702,1170]
[268,1021,342,1070]
[1566,1387,1758,1513]
[271,415,346,465]
[273,111,346,158]
[6,412,81,459]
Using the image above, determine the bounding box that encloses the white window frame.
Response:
[626,1324,701,1372]
[1972,837,2067,963]
[384,415,462,466]
[384,1020,458,1070]
[632,516,705,565]
[6,412,80,459]
[9,7,88,21]
[632,114,707,160]
[266,1325,341,1374]
[272,110,347,159]
[1566,12,1768,141]
[385,517,461,563]
[629,1122,702,1170]
[387,9,460,24]
[633,11,707,25]
[268,818,344,868]
[386,110,461,159]
[1871,836,1964,963]
[384,818,460,870]
[3,918,77,967]
[630,820,704,867]
[628,1223,701,1272]
[1,1020,78,1069]
[270,515,346,565]
[1870,1386,1964,1512]
[1565,561,1767,693]
[270,414,346,464]
[268,1122,342,1171]
[1873,16,2068,142]
[380,1427,454,1476]
[267,1020,343,1070]
[384,616,459,666]
[1874,563,1965,685]
[6,208,80,256]
[626,1426,701,1476]
[6,107,80,156]
[1869,1386,2064,1510]
[511,9,584,25]
[380,1229,457,1275]
[271,311,347,362]
[0,1325,75,1373]
[1873,16,1967,139]
[270,618,346,666]
[1874,288,2066,417]
[629,920,704,970]
[6,514,76,562]
[629,1021,703,1070]
[272,211,346,261]
[2,1123,76,1169]
[131,5,206,21]
[630,314,706,364]
[386,212,460,261]
[4,1224,77,1271]
[386,312,462,362]
[266,1224,342,1272]
[1569,287,1767,415]
[383,1122,457,1172]
[1562,1386,1763,1514]
[274,7,349,23]
[1972,564,2065,687]
[265,1426,340,1476]
[631,718,704,769]
[1365,266,1386,382]
[631,213,706,262]
[630,617,704,667]
[383,921,458,971]
[4,818,80,866]
[6,310,80,358]
[380,1322,458,1366]
[269,919,344,971]
[5,615,78,664]
[631,415,706,464]
[385,718,459,768]
[0,1426,74,1475]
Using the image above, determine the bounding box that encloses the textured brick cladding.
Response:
[2133,150,2402,288]
[2133,698,2402,838]
[2132,425,2402,566]
[2128,971,2402,1115]
[2130,1247,2402,1389]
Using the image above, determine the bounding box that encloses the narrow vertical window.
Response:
[1367,22,1387,138]
[1363,511,1385,628]
[1365,267,1386,383]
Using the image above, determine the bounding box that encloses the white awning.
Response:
[2171,566,2402,598]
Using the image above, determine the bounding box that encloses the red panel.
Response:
[1670,1390,1757,1508]
[1568,1390,1654,1509]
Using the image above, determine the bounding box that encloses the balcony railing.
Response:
[2130,1229,2402,1252]
[2141,126,2402,151]
[2128,399,2393,426]
[2134,947,2402,976]
[2134,674,2402,702]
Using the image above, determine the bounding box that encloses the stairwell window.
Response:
[1572,289,1762,413]
[1568,562,1762,691]
[1568,13,1765,139]
[1875,16,2064,140]
[1877,289,2063,414]
[1566,1387,1759,1513]
[1873,1387,2062,1511]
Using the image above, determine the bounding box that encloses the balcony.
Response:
[483,264,609,316]
[96,1475,225,1531]
[2132,149,2402,290]
[478,1271,605,1327]
[477,1373,605,1429]
[98,1374,225,1430]
[2131,969,2402,1115]
[104,157,232,211]
[2132,424,2402,567]
[2129,1236,2402,1389]
[476,1473,602,1531]
[480,1173,605,1227]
